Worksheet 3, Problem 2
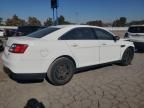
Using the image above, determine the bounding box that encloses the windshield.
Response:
[26,27,60,38]
[128,26,144,33]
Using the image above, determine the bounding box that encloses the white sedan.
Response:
[2,25,134,85]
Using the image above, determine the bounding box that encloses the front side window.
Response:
[60,27,96,40]
[94,28,114,40]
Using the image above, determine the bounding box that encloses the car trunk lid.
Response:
[5,36,38,47]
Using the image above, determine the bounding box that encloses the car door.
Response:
[60,27,100,68]
[93,28,121,63]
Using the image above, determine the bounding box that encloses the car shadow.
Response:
[3,67,44,84]
[3,63,115,84]
[75,63,113,74]
[135,50,144,53]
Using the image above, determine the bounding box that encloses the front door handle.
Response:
[102,43,107,45]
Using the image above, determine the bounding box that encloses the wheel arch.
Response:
[121,46,134,58]
[127,46,135,52]
[55,55,77,68]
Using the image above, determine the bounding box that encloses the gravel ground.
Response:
[0,52,144,108]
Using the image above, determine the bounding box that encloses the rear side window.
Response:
[60,27,96,40]
[26,27,60,38]
[94,28,114,40]
[128,26,144,33]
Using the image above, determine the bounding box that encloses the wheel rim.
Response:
[55,63,71,80]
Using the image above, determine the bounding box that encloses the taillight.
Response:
[9,44,28,53]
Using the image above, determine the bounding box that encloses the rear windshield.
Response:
[26,27,60,38]
[128,26,144,33]
[17,26,46,35]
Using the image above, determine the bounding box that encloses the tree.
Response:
[119,17,127,26]
[44,18,53,26]
[27,17,41,26]
[128,20,144,26]
[58,15,65,25]
[86,20,103,26]
[112,17,127,27]
[0,17,3,25]
[58,15,71,25]
[5,14,26,26]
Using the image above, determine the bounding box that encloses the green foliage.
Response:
[128,20,144,26]
[5,14,26,26]
[2,15,144,27]
[112,17,127,27]
[0,17,3,25]
[58,15,65,25]
[58,15,71,25]
[27,17,41,26]
[44,18,53,26]
[86,20,103,26]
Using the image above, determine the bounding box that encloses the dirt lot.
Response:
[0,52,144,108]
[0,31,144,108]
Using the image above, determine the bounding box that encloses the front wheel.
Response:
[120,48,134,66]
[47,57,75,86]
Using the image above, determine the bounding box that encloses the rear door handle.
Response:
[72,44,78,47]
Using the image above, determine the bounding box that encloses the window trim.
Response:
[93,28,115,41]
[59,27,97,40]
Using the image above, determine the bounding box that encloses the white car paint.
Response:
[0,30,4,37]
[126,32,144,42]
[2,25,134,75]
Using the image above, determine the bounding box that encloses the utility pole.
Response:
[51,0,59,25]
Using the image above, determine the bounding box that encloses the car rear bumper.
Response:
[3,67,46,81]
[2,52,48,74]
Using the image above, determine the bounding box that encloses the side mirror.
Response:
[114,36,120,41]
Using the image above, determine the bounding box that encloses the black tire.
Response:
[120,48,134,66]
[0,40,4,52]
[47,57,75,86]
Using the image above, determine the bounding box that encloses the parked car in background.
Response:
[4,29,16,37]
[0,29,4,37]
[124,25,144,51]
[2,25,134,85]
[14,26,46,36]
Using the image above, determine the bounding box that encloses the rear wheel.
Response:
[47,57,75,86]
[120,48,134,66]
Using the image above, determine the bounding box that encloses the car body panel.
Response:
[65,40,100,67]
[2,25,134,76]
[98,40,121,63]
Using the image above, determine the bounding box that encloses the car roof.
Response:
[51,24,102,29]
[130,25,144,27]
